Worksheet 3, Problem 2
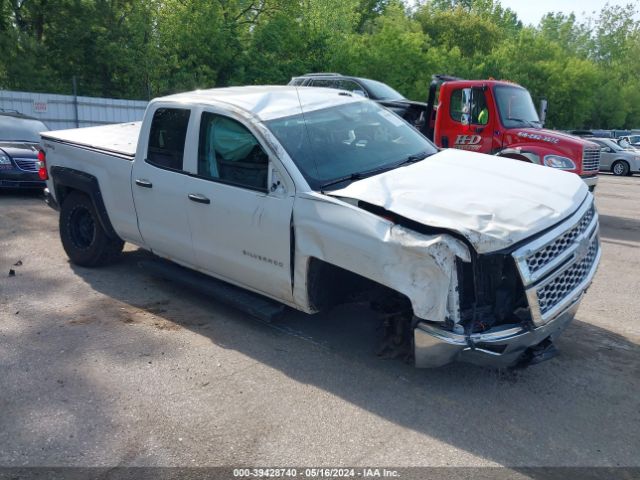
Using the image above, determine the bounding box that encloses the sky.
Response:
[498,0,638,25]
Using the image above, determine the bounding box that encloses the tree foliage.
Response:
[0,0,638,128]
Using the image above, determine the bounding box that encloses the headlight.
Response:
[0,154,11,165]
[544,155,576,170]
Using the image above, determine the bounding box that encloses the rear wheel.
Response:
[612,160,630,176]
[60,191,124,267]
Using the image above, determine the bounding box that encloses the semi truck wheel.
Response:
[59,191,124,267]
[612,160,630,176]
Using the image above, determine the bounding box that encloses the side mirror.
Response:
[352,89,366,98]
[460,87,472,126]
[538,99,548,127]
[268,163,287,196]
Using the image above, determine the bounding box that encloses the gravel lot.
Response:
[1,175,639,469]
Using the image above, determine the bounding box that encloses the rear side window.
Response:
[147,108,191,171]
[311,79,340,89]
[338,80,367,97]
[450,89,463,122]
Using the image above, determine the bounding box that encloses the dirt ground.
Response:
[0,174,638,469]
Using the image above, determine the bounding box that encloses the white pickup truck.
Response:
[40,86,601,368]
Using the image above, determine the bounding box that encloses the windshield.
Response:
[265,100,437,190]
[358,79,405,101]
[598,139,624,151]
[494,86,541,129]
[0,115,48,142]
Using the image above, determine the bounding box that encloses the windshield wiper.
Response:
[396,150,434,167]
[319,172,368,191]
[508,118,540,128]
[320,164,404,191]
[319,151,434,192]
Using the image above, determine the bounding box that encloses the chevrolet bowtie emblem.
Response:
[574,237,590,262]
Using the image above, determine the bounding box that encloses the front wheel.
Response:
[59,191,124,267]
[612,160,630,176]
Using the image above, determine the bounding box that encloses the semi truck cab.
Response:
[426,76,600,191]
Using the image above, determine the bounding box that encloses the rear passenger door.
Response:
[184,110,295,302]
[132,106,196,266]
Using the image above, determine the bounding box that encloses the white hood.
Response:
[329,148,589,253]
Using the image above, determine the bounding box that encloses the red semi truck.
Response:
[289,73,600,190]
[424,75,600,190]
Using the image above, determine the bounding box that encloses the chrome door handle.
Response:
[135,179,153,188]
[188,193,210,204]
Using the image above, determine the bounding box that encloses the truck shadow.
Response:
[598,213,640,244]
[62,248,640,469]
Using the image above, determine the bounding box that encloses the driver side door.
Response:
[184,110,296,302]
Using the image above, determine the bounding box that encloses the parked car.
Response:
[40,86,600,368]
[617,138,640,152]
[0,110,49,188]
[618,134,640,148]
[590,137,640,176]
[569,129,613,138]
[288,73,429,132]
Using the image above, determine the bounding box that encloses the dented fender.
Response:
[292,192,470,323]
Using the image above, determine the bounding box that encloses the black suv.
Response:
[0,111,49,188]
[289,73,428,132]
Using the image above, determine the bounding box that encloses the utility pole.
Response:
[72,76,79,128]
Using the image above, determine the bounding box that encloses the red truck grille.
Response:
[582,147,600,172]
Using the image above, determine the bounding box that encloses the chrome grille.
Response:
[14,158,38,172]
[526,204,595,274]
[582,147,600,172]
[536,236,599,315]
[512,198,601,325]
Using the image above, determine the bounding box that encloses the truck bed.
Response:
[41,122,141,159]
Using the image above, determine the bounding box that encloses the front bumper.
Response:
[414,197,600,368]
[415,294,580,368]
[580,174,598,190]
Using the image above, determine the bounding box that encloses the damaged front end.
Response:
[414,197,601,368]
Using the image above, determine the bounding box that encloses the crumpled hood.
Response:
[328,148,588,253]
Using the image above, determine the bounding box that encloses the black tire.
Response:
[59,191,124,267]
[611,160,630,176]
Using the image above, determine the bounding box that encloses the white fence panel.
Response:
[0,90,148,130]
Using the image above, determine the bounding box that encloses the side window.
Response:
[449,88,489,125]
[450,89,463,122]
[311,79,339,89]
[198,113,269,191]
[338,80,368,97]
[147,108,190,171]
[470,89,489,125]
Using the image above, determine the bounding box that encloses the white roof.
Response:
[157,85,364,121]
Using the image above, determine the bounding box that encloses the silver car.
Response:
[619,134,640,148]
[591,137,640,176]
